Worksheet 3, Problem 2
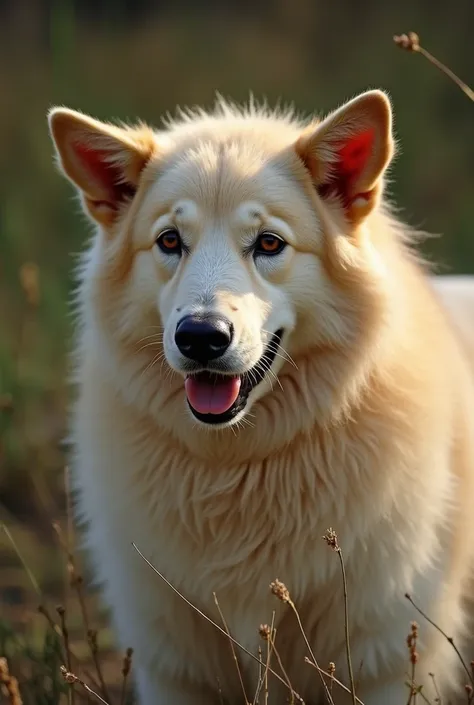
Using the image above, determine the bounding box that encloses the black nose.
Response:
[174,314,234,363]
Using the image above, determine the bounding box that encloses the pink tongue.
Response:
[185,375,241,415]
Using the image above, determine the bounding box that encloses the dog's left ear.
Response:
[295,90,394,225]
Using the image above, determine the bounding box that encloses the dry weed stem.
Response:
[394,31,474,102]
[60,666,110,705]
[323,529,357,705]
[405,593,474,690]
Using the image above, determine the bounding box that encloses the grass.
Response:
[1,26,474,705]
[1,516,136,705]
[3,511,474,704]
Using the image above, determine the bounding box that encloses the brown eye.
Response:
[254,232,286,256]
[156,229,182,255]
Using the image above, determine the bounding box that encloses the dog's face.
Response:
[49,92,394,434]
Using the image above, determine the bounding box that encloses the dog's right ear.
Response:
[48,107,157,228]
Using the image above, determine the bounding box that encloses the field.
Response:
[0,1,473,702]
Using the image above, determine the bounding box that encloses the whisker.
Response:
[261,329,299,370]
[140,353,163,381]
[136,340,163,354]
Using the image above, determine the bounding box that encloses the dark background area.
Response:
[0,0,472,700]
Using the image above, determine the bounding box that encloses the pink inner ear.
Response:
[337,128,375,182]
[75,143,133,205]
[317,127,375,208]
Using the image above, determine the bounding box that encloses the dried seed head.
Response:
[122,647,134,677]
[60,666,78,685]
[56,605,66,617]
[71,573,83,587]
[0,659,23,705]
[322,528,339,551]
[0,658,9,677]
[259,624,272,641]
[393,32,420,52]
[270,579,290,603]
[328,662,336,676]
[406,621,419,664]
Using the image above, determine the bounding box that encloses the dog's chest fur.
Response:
[75,371,450,612]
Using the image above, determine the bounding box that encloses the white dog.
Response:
[49,90,474,705]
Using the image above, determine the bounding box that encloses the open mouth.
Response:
[184,329,284,425]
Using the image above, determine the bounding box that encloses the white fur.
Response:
[49,93,474,705]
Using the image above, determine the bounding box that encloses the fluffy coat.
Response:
[48,90,474,705]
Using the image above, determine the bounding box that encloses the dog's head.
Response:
[49,91,395,442]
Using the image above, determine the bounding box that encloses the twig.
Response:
[37,604,101,693]
[304,660,366,704]
[328,662,335,698]
[86,630,110,704]
[270,579,335,705]
[264,642,270,705]
[323,529,357,705]
[57,605,75,705]
[269,629,295,705]
[253,613,275,705]
[405,593,474,689]
[132,542,306,703]
[404,677,433,705]
[264,613,275,705]
[120,648,133,705]
[213,592,249,704]
[259,624,295,704]
[428,672,442,704]
[64,466,74,607]
[406,622,419,705]
[253,646,264,705]
[61,667,110,705]
[53,521,110,702]
[1,522,78,686]
[1,523,41,596]
[393,32,474,102]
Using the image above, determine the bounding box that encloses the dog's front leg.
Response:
[135,667,220,705]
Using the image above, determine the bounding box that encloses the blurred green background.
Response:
[0,0,472,698]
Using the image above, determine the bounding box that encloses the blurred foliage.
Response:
[0,0,472,697]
